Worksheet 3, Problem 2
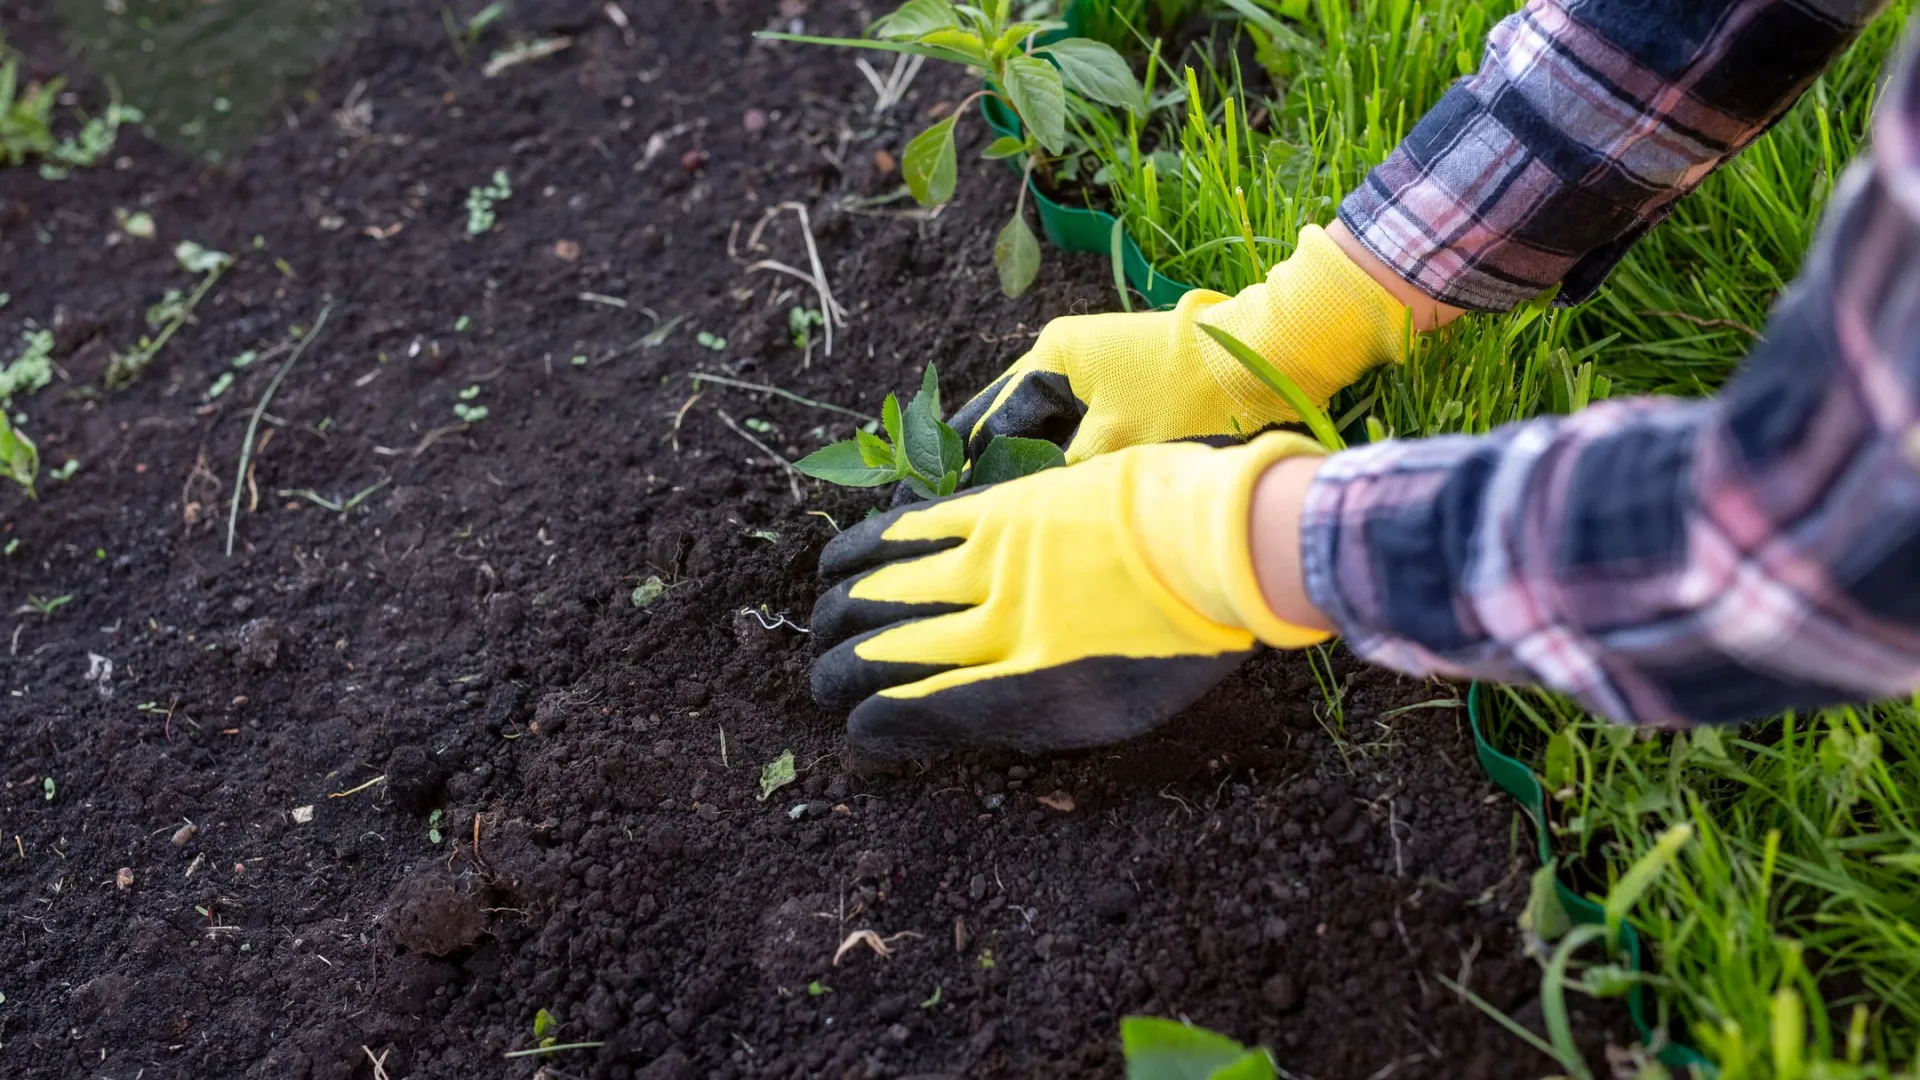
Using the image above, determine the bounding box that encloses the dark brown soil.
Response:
[0,1,1621,1077]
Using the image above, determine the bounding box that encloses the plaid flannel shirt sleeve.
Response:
[1299,30,1920,727]
[1339,0,1890,312]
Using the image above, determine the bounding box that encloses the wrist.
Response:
[1131,435,1333,648]
[1249,455,1335,634]
[1326,219,1465,332]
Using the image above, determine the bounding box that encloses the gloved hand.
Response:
[811,431,1331,757]
[945,224,1408,464]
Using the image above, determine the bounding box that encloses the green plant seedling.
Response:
[1120,1016,1276,1080]
[454,404,489,422]
[631,575,666,609]
[427,809,444,844]
[3,328,53,401]
[442,1,507,62]
[807,980,831,997]
[695,330,727,351]
[42,776,54,801]
[108,242,233,390]
[788,306,825,353]
[465,170,511,234]
[47,458,77,483]
[0,409,40,496]
[19,592,72,617]
[2,45,141,176]
[793,362,1064,497]
[758,750,796,801]
[532,1006,557,1048]
[758,0,1146,296]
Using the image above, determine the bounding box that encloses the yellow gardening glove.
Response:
[811,432,1331,757]
[944,224,1408,465]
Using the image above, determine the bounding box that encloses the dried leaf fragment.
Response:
[832,929,892,966]
[1036,792,1076,812]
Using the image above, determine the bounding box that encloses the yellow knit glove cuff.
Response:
[1194,224,1411,428]
[1131,431,1333,649]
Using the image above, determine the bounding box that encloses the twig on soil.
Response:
[670,391,704,452]
[832,928,921,965]
[690,371,877,423]
[744,202,842,363]
[329,774,387,798]
[503,1042,606,1059]
[716,409,804,503]
[855,52,926,115]
[373,422,471,458]
[740,607,809,633]
[362,1046,392,1080]
[228,304,332,556]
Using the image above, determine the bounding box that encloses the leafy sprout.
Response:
[792,362,1064,497]
[759,0,1148,295]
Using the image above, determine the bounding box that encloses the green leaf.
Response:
[1521,860,1573,943]
[980,135,1026,160]
[871,0,958,40]
[758,750,797,800]
[970,436,1064,485]
[1002,54,1067,153]
[854,428,895,468]
[987,20,1059,58]
[1197,323,1344,450]
[631,575,667,608]
[1210,1051,1278,1080]
[1038,38,1147,116]
[918,28,989,63]
[1542,728,1578,792]
[905,474,941,500]
[881,393,907,471]
[1121,1016,1269,1080]
[902,117,959,207]
[174,240,232,275]
[902,364,947,481]
[993,209,1041,298]
[938,421,964,479]
[793,441,899,487]
[936,469,959,496]
[533,1008,557,1041]
[0,413,39,497]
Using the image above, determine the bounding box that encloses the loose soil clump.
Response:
[0,1,1619,1076]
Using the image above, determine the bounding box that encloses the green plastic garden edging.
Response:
[1467,683,1711,1073]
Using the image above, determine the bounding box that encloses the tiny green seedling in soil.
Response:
[42,776,55,801]
[788,305,825,357]
[758,749,796,801]
[454,385,489,423]
[759,0,1147,296]
[807,980,831,997]
[695,330,727,351]
[465,169,512,235]
[1120,1016,1276,1080]
[427,808,444,844]
[442,1,507,62]
[793,362,1064,497]
[631,575,667,608]
[108,242,234,390]
[532,1007,557,1048]
[19,592,72,618]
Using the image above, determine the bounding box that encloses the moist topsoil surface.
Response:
[0,1,1621,1076]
